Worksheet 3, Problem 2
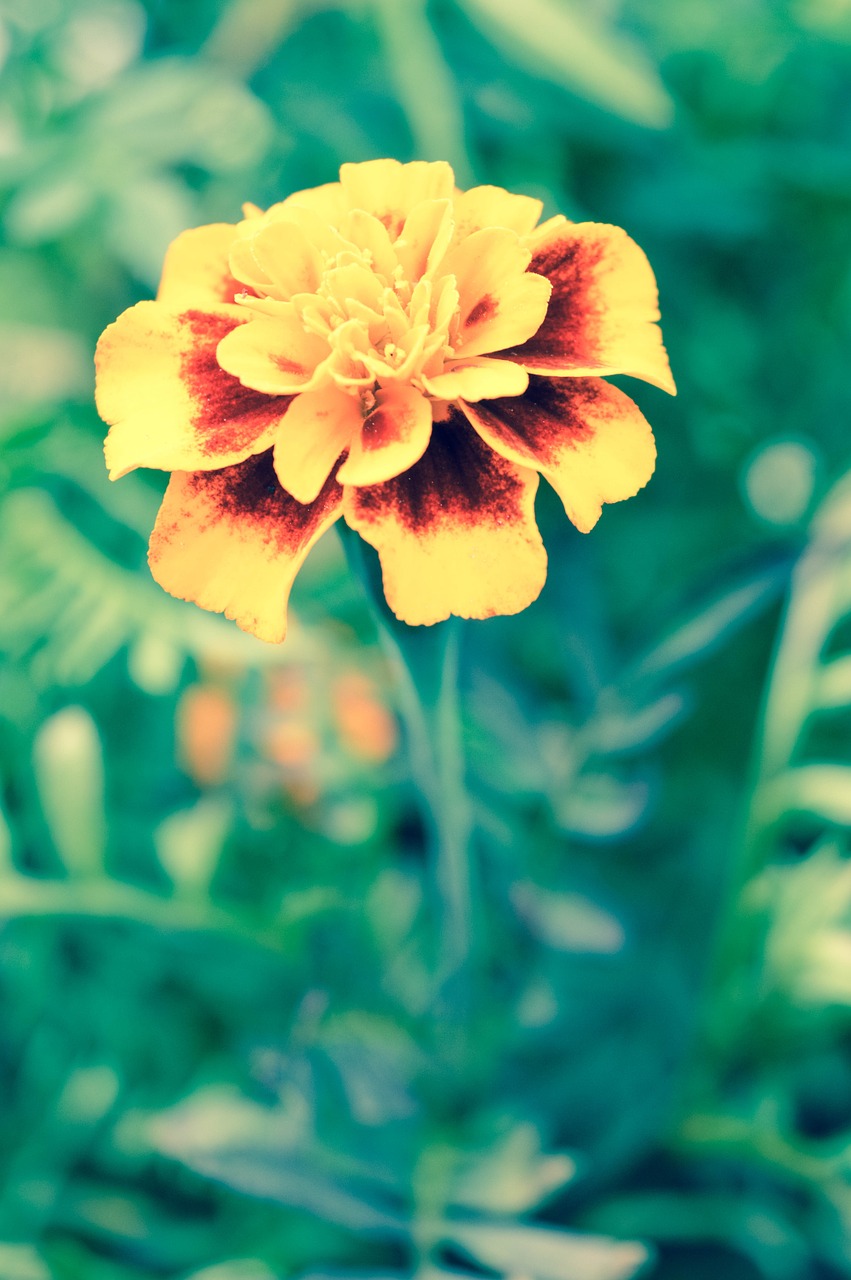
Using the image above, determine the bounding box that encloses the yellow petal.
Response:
[421,357,528,402]
[503,222,676,395]
[322,262,386,314]
[149,455,342,644]
[524,214,571,249]
[344,410,546,625]
[339,160,455,236]
[228,233,276,294]
[96,302,287,479]
[233,200,350,279]
[157,223,241,310]
[215,306,331,394]
[337,209,400,280]
[441,228,552,359]
[278,181,348,222]
[240,183,348,233]
[461,375,656,533]
[273,386,360,504]
[247,221,324,299]
[394,199,454,282]
[452,185,543,242]
[336,384,432,487]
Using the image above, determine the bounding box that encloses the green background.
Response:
[2,0,851,1276]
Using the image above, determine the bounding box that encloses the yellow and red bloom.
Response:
[95,159,674,642]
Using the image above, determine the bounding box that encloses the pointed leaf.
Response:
[447,1222,651,1280]
[460,0,673,128]
[33,706,106,877]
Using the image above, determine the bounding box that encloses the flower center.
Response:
[230,203,462,398]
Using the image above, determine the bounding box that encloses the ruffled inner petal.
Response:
[238,182,348,234]
[343,409,547,625]
[421,356,528,402]
[336,384,432,488]
[247,222,325,300]
[452,186,544,243]
[439,228,552,360]
[215,306,332,395]
[339,159,455,235]
[337,209,400,280]
[148,453,343,644]
[273,386,361,504]
[503,223,676,395]
[394,199,454,282]
[460,375,657,533]
[97,302,289,479]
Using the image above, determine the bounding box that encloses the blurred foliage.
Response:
[2,0,851,1276]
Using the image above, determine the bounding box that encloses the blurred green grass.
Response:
[3,0,851,1276]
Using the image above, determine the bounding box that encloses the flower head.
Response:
[95,159,674,642]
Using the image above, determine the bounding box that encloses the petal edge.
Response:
[461,376,657,533]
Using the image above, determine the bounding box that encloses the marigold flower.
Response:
[176,684,238,787]
[95,159,674,642]
[332,670,398,764]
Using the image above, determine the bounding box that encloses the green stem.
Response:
[0,873,330,956]
[432,623,473,979]
[340,527,474,984]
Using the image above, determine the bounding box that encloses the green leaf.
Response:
[33,706,106,878]
[587,691,686,755]
[702,474,851,1057]
[511,881,624,953]
[106,174,195,286]
[155,799,232,896]
[92,59,274,173]
[0,323,89,407]
[446,1222,651,1280]
[4,171,97,243]
[756,766,851,829]
[458,0,673,128]
[0,799,13,872]
[634,563,787,683]
[148,1088,405,1234]
[554,772,649,839]
[127,629,183,695]
[183,1263,278,1280]
[756,842,851,1007]
[0,1245,53,1280]
[371,0,473,181]
[445,1126,576,1215]
[816,655,851,708]
[0,488,320,684]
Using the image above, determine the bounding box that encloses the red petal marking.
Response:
[464,294,498,328]
[344,410,546,625]
[196,266,244,305]
[335,384,431,489]
[273,355,307,376]
[464,375,599,461]
[361,403,397,451]
[351,412,524,533]
[181,310,293,459]
[502,223,675,394]
[175,451,341,550]
[510,234,609,366]
[461,375,656,533]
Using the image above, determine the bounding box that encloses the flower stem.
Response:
[339,527,474,985]
[431,621,473,980]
